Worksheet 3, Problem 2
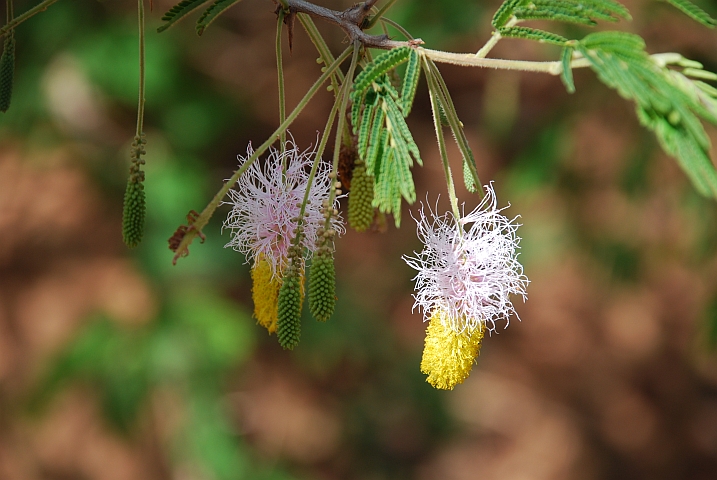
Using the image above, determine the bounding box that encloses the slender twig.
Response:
[297,13,343,92]
[287,0,407,49]
[0,0,59,36]
[136,0,145,137]
[276,9,286,152]
[366,0,399,29]
[295,82,342,231]
[426,68,461,224]
[284,0,680,80]
[380,17,413,40]
[423,47,570,74]
[476,17,517,58]
[329,42,360,204]
[423,56,483,196]
[287,43,360,259]
[173,47,353,263]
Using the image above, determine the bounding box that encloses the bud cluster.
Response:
[277,238,305,350]
[348,160,374,232]
[122,134,147,248]
[308,193,339,323]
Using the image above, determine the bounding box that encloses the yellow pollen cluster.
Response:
[420,310,484,390]
[251,257,282,333]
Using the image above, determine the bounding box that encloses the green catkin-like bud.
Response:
[122,135,147,248]
[348,160,374,232]
[0,32,15,113]
[309,248,336,322]
[462,157,477,193]
[277,259,303,349]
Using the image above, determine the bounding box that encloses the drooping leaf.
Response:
[578,31,717,198]
[157,0,212,33]
[492,0,630,29]
[492,0,522,28]
[400,48,421,116]
[423,59,481,193]
[662,0,716,27]
[196,0,244,36]
[561,45,575,93]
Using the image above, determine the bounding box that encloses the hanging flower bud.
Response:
[308,203,337,322]
[277,248,305,349]
[348,160,374,232]
[122,135,147,248]
[308,249,336,322]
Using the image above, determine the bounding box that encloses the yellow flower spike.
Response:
[420,309,485,390]
[251,256,282,334]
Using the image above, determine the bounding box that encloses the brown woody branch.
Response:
[279,0,418,50]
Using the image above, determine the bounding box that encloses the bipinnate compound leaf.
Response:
[358,77,422,227]
[492,0,630,29]
[353,47,412,99]
[578,31,717,198]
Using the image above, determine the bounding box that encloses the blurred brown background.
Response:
[1,0,717,479]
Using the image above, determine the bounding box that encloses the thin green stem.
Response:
[366,0,399,29]
[297,13,343,93]
[328,42,360,210]
[173,46,353,263]
[294,80,343,246]
[277,0,289,9]
[476,17,516,59]
[425,65,461,225]
[379,17,413,40]
[0,0,59,37]
[136,0,145,137]
[7,0,14,22]
[380,17,390,37]
[276,9,287,153]
[293,41,360,250]
[423,56,482,197]
[476,32,501,59]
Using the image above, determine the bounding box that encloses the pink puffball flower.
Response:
[403,184,528,334]
[223,139,343,274]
